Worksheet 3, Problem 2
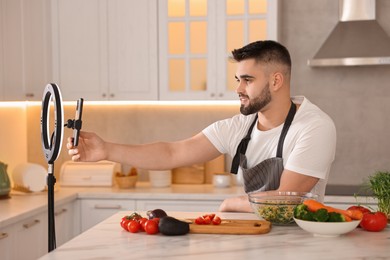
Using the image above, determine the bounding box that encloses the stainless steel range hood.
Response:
[308,0,390,67]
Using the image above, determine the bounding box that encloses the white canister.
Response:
[148,170,172,188]
[12,163,47,192]
[212,173,231,188]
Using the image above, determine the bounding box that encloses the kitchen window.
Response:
[158,0,278,100]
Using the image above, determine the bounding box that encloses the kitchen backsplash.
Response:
[2,94,390,188]
[25,103,238,183]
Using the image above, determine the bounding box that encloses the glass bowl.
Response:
[248,191,317,225]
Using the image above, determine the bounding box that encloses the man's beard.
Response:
[240,83,271,115]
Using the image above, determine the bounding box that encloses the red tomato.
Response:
[212,216,222,225]
[203,216,212,224]
[127,220,141,233]
[120,219,130,231]
[138,218,148,231]
[195,217,205,225]
[360,212,388,232]
[144,220,159,234]
[152,217,160,225]
[203,214,215,220]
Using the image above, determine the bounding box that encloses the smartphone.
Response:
[73,98,84,146]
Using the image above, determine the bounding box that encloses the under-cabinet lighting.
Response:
[19,100,240,107]
[0,102,28,108]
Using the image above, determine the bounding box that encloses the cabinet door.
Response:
[0,225,14,260]
[13,212,48,260]
[0,0,51,101]
[52,0,158,101]
[51,0,109,100]
[136,199,222,212]
[107,0,158,100]
[55,201,76,247]
[80,199,136,232]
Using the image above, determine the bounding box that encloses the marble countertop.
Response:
[38,211,390,260]
[0,182,378,228]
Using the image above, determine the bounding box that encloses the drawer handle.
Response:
[0,232,9,240]
[55,208,68,216]
[23,219,40,229]
[94,204,122,209]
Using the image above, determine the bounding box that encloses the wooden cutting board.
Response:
[187,219,272,235]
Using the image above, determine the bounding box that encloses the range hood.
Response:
[308,0,390,67]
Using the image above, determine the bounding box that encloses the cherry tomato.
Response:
[360,211,388,232]
[212,216,222,225]
[138,217,148,231]
[152,217,160,225]
[144,220,159,234]
[195,217,205,225]
[127,220,141,233]
[203,214,215,220]
[120,219,130,231]
[203,216,212,224]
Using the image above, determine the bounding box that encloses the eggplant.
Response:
[158,216,190,236]
[146,209,168,219]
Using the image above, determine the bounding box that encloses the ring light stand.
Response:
[41,83,83,252]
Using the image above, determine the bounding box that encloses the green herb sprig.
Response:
[367,171,390,218]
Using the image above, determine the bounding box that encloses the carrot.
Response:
[303,199,361,221]
[346,209,364,220]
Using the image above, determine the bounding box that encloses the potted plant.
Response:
[366,171,390,221]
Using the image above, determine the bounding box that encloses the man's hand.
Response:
[67,131,108,162]
[218,195,253,212]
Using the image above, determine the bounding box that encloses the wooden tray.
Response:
[187,219,272,235]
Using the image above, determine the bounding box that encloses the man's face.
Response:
[235,59,272,115]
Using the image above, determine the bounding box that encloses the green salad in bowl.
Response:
[248,191,317,225]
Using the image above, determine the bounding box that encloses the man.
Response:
[67,40,336,212]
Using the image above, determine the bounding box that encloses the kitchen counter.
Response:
[0,183,244,228]
[0,182,378,228]
[38,211,390,260]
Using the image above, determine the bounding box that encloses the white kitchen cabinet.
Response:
[55,201,77,247]
[13,212,48,260]
[0,200,77,260]
[0,0,52,101]
[0,225,14,260]
[80,199,136,232]
[51,0,158,101]
[158,0,278,100]
[136,199,222,212]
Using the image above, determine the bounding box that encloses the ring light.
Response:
[40,83,83,252]
[41,83,64,164]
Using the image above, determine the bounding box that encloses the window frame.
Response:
[158,0,279,100]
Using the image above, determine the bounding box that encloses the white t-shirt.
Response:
[202,96,336,201]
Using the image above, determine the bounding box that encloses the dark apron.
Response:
[230,101,297,193]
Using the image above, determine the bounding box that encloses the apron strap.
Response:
[276,101,297,158]
[230,101,297,174]
[230,114,258,174]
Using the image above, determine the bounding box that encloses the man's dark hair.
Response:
[231,40,291,74]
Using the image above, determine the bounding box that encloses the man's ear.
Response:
[270,72,284,91]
